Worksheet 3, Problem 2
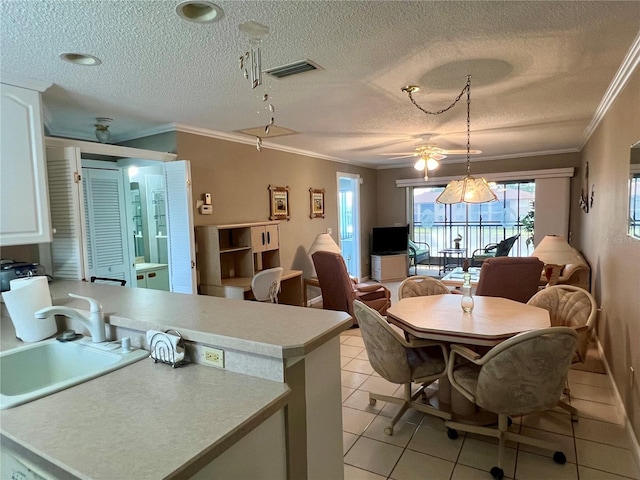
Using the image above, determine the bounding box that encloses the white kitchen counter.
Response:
[1,360,290,479]
[1,280,351,479]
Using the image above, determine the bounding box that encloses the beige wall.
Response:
[176,132,378,279]
[575,67,640,437]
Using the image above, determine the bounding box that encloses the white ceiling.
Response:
[1,1,639,169]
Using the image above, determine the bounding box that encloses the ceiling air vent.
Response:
[265,59,321,79]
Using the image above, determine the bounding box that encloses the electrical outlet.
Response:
[202,346,224,368]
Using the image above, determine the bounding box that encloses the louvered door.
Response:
[82,167,134,286]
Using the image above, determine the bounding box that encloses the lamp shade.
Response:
[436,176,498,204]
[307,233,341,256]
[531,235,584,265]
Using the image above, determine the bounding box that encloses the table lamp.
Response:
[531,235,582,265]
[307,233,341,256]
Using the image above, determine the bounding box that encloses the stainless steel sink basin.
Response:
[0,337,148,410]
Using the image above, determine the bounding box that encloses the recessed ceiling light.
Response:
[59,53,102,66]
[176,1,224,23]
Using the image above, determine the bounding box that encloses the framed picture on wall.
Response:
[269,185,290,221]
[309,188,325,218]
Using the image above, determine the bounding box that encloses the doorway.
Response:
[337,173,361,279]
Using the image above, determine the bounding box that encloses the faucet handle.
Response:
[68,293,103,313]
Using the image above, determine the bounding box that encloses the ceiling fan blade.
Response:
[441,149,482,155]
[379,152,418,156]
[387,154,416,160]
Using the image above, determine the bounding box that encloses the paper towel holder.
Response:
[149,329,186,368]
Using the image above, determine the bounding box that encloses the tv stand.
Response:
[371,254,408,282]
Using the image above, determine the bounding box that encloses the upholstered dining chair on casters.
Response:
[445,327,578,480]
[251,267,284,303]
[527,284,597,420]
[398,275,450,299]
[311,251,390,326]
[353,301,451,436]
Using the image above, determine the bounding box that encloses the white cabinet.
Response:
[371,254,408,282]
[0,83,51,246]
[136,263,169,291]
[251,224,279,252]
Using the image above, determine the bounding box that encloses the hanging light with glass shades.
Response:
[401,76,497,204]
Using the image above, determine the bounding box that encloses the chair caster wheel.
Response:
[384,427,394,436]
[507,416,513,427]
[369,398,377,406]
[490,466,504,480]
[447,428,458,440]
[553,451,566,464]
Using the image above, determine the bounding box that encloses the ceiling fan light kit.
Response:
[94,117,113,143]
[401,75,497,204]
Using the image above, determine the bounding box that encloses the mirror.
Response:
[629,141,640,238]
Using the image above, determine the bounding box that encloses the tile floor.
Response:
[339,328,640,480]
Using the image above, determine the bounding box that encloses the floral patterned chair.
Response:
[398,275,450,299]
[353,301,451,436]
[445,327,578,480]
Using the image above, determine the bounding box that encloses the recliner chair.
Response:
[312,251,390,325]
[471,233,520,267]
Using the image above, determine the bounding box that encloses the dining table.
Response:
[386,294,550,421]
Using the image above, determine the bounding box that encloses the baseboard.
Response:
[595,336,640,470]
[307,295,322,308]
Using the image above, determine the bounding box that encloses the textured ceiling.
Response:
[1,1,639,169]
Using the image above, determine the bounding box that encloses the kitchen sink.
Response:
[0,337,148,410]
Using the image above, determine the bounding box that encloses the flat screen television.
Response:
[371,226,409,255]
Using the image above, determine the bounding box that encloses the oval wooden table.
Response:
[386,294,550,421]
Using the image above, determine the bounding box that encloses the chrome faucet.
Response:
[35,293,106,343]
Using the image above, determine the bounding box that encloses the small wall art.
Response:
[269,185,290,221]
[579,162,595,213]
[309,188,325,219]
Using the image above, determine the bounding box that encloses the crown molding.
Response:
[45,136,176,161]
[0,72,51,92]
[581,31,640,149]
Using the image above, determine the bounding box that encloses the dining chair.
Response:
[527,284,597,420]
[398,275,450,299]
[251,267,284,303]
[475,256,544,303]
[353,300,451,435]
[445,327,578,480]
[312,251,390,325]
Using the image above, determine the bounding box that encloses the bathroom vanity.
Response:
[0,280,352,479]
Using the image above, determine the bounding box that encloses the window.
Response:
[411,181,535,259]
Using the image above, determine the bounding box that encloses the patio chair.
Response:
[408,239,431,275]
[471,234,520,267]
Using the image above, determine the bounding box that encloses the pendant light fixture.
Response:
[401,76,497,204]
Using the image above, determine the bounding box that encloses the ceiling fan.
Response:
[381,145,482,177]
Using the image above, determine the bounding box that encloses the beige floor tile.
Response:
[378,401,426,425]
[356,350,370,360]
[363,415,418,447]
[359,375,402,396]
[343,386,357,402]
[518,426,576,464]
[342,370,370,389]
[573,417,634,449]
[457,437,517,479]
[576,438,640,479]
[343,357,375,375]
[390,449,454,480]
[520,410,574,436]
[515,451,578,480]
[578,465,640,480]
[344,431,359,454]
[341,344,366,358]
[451,463,508,480]
[568,382,616,405]
[343,336,366,348]
[344,389,386,414]
[343,406,377,435]
[570,398,625,425]
[342,356,354,367]
[419,414,448,432]
[344,436,404,477]
[568,370,612,389]
[344,464,387,480]
[407,424,463,462]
